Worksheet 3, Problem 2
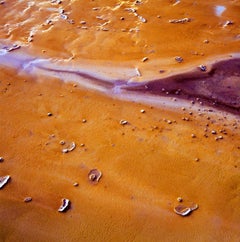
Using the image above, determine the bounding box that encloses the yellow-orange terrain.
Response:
[0,0,239,241]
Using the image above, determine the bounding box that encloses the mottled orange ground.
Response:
[0,0,240,241]
[0,67,239,241]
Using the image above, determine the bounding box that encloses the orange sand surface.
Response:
[0,67,240,241]
[0,0,240,241]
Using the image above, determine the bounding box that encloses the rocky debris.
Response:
[174,203,198,216]
[223,20,233,27]
[62,142,76,153]
[169,18,191,23]
[58,198,70,212]
[177,197,183,202]
[24,197,32,203]
[0,175,11,189]
[88,169,102,184]
[198,64,207,72]
[175,56,184,63]
[3,44,21,52]
[120,120,128,125]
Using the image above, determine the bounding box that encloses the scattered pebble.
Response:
[125,7,136,13]
[62,142,76,153]
[135,0,142,5]
[59,140,65,145]
[88,169,102,183]
[175,89,181,95]
[140,109,145,113]
[0,157,4,162]
[46,19,52,25]
[169,18,191,24]
[60,14,68,20]
[0,175,11,189]
[24,197,32,203]
[4,44,21,52]
[195,158,200,162]
[199,65,207,72]
[51,0,62,3]
[138,15,147,23]
[73,182,79,187]
[82,119,87,123]
[223,20,233,27]
[47,112,53,117]
[172,0,181,6]
[142,57,148,62]
[68,19,75,24]
[28,36,33,43]
[174,203,198,216]
[58,198,70,212]
[175,56,183,63]
[135,67,141,77]
[177,197,183,202]
[215,135,223,141]
[191,134,196,138]
[120,120,128,125]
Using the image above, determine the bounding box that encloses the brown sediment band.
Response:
[124,57,240,114]
[39,56,240,114]
[0,43,239,114]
